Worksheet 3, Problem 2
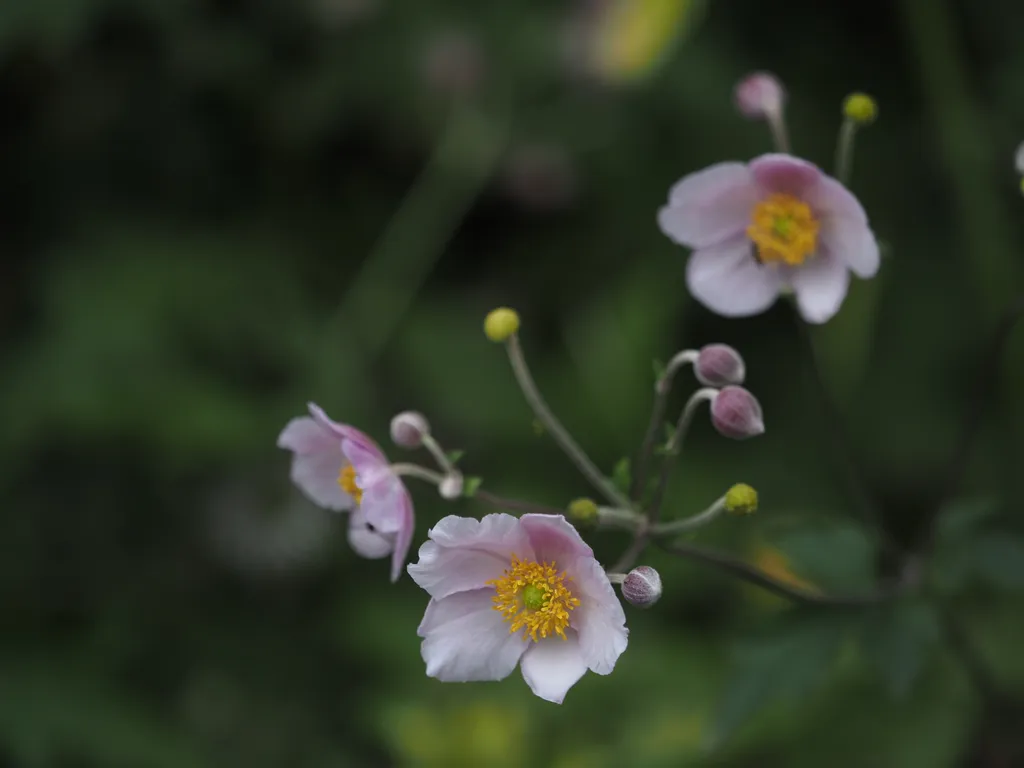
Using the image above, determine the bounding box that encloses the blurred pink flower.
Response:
[277,403,415,581]
[658,153,880,323]
[408,513,628,704]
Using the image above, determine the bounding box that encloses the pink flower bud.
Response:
[622,566,662,608]
[710,386,764,440]
[695,343,746,387]
[438,474,464,500]
[390,411,430,449]
[733,71,785,120]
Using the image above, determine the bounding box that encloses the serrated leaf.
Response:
[861,599,942,699]
[462,476,483,498]
[445,449,465,466]
[611,457,632,495]
[708,611,851,749]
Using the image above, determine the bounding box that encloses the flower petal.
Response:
[519,632,589,704]
[804,175,867,223]
[341,437,392,490]
[818,217,880,279]
[408,514,534,599]
[790,255,850,324]
[278,415,355,510]
[686,234,782,317]
[567,556,628,675]
[520,514,593,566]
[750,154,823,197]
[657,162,760,249]
[347,506,393,559]
[418,590,529,682]
[277,416,337,454]
[388,491,415,583]
[359,474,409,534]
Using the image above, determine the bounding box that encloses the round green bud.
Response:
[566,497,599,526]
[521,584,546,611]
[843,93,877,125]
[725,483,758,515]
[484,307,520,342]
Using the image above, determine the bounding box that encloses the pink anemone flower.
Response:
[407,513,628,704]
[277,403,414,582]
[658,153,880,324]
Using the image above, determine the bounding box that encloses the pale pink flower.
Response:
[407,513,628,704]
[658,153,880,324]
[277,403,415,582]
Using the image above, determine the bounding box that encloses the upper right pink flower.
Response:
[657,153,880,324]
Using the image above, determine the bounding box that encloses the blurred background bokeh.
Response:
[2,0,1024,766]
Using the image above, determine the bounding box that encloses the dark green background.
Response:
[2,1,1023,766]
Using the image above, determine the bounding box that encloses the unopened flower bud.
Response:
[842,92,877,125]
[621,566,662,608]
[567,497,599,527]
[439,473,464,500]
[390,411,430,449]
[734,71,785,120]
[695,344,746,387]
[710,386,765,440]
[724,483,758,515]
[484,307,520,342]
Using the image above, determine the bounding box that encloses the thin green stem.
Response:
[652,496,726,536]
[834,119,858,185]
[420,433,457,476]
[389,463,445,485]
[767,112,791,154]
[655,539,904,606]
[327,107,505,360]
[646,388,716,524]
[631,349,698,501]
[505,333,632,509]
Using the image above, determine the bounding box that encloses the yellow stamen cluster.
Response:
[747,193,819,266]
[338,464,363,505]
[487,554,580,642]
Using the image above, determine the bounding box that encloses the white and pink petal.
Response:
[566,556,628,675]
[658,162,760,249]
[685,234,782,318]
[519,632,589,704]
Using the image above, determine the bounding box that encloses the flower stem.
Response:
[651,496,726,536]
[631,349,697,501]
[420,433,458,476]
[834,118,858,185]
[389,463,446,485]
[505,333,633,509]
[646,388,716,524]
[767,112,791,154]
[655,538,906,606]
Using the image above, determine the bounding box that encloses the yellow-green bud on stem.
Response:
[484,307,520,342]
[567,497,599,526]
[842,92,878,125]
[724,483,758,515]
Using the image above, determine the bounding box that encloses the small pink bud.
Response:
[621,566,662,608]
[733,71,785,120]
[390,411,430,449]
[710,386,764,440]
[695,344,746,387]
[438,474,464,500]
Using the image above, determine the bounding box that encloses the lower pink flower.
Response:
[407,513,628,704]
[277,403,415,582]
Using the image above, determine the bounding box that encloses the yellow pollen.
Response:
[338,465,362,505]
[486,554,581,642]
[747,193,819,266]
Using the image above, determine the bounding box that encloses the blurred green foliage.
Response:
[1,0,1023,766]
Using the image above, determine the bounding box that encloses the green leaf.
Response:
[445,449,465,466]
[772,521,877,591]
[861,599,942,699]
[933,497,999,544]
[462,476,483,498]
[610,457,632,495]
[708,611,852,749]
[969,534,1024,591]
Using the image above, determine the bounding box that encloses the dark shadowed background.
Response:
[1,0,1023,766]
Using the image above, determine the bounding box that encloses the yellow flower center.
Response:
[486,555,581,642]
[746,193,819,266]
[338,465,363,505]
